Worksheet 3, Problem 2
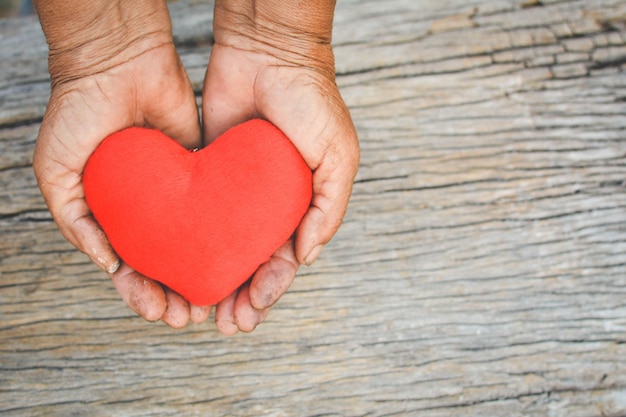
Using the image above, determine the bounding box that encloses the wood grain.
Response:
[1,0,625,416]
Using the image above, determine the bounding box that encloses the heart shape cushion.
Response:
[83,119,312,306]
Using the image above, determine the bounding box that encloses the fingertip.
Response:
[190,304,212,324]
[295,206,330,265]
[249,241,298,309]
[91,250,120,274]
[106,259,121,274]
[109,264,167,322]
[234,285,270,333]
[68,213,121,274]
[216,319,239,336]
[303,244,324,266]
[141,299,167,323]
[131,281,167,323]
[215,291,239,336]
[161,288,191,329]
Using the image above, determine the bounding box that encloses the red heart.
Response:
[83,119,312,306]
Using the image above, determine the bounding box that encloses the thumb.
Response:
[296,123,359,266]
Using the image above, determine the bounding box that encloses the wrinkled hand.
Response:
[33,0,209,328]
[202,0,360,334]
[34,0,359,334]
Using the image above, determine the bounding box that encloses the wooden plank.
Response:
[1,0,626,416]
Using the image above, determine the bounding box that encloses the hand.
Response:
[202,0,360,334]
[33,0,210,328]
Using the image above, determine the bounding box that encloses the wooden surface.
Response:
[2,0,626,415]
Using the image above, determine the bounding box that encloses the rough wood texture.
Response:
[2,0,626,416]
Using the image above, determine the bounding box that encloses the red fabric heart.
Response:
[83,119,312,306]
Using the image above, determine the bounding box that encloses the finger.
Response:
[233,283,271,333]
[71,215,119,273]
[56,202,121,274]
[109,263,167,322]
[58,202,121,274]
[190,304,212,324]
[161,287,191,329]
[215,290,239,335]
[249,240,299,310]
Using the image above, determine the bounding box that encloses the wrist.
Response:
[35,0,174,87]
[213,0,337,79]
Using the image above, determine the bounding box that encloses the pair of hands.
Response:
[32,0,359,334]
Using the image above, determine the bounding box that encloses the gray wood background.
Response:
[2,0,626,416]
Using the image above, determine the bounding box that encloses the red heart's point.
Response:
[83,119,312,306]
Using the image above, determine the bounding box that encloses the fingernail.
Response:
[216,320,239,336]
[252,292,273,311]
[107,260,120,274]
[304,244,324,266]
